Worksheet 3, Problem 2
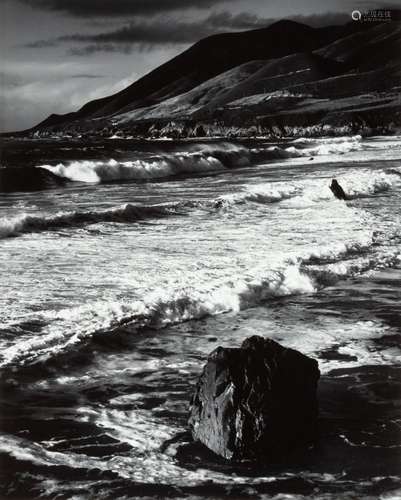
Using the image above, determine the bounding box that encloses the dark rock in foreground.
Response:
[188,335,320,461]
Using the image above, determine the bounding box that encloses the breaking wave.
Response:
[251,135,363,161]
[284,169,401,207]
[39,144,250,184]
[0,264,316,370]
[218,182,300,206]
[292,135,362,144]
[386,166,401,178]
[0,204,176,238]
[2,137,393,192]
[343,170,400,199]
[2,167,400,239]
[2,235,400,373]
[0,183,298,239]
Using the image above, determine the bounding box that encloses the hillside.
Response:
[12,19,401,138]
[32,20,369,129]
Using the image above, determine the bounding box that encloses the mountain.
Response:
[19,19,401,137]
[33,21,366,127]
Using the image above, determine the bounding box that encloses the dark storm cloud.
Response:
[70,11,270,43]
[22,10,353,55]
[69,44,135,56]
[69,74,105,78]
[23,11,272,54]
[16,0,229,17]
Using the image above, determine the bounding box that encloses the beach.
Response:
[0,134,400,499]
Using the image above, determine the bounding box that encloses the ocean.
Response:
[0,134,400,499]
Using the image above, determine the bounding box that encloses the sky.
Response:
[0,0,397,132]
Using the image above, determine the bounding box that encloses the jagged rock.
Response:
[188,335,320,461]
[330,179,348,200]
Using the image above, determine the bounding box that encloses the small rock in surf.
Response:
[330,179,347,200]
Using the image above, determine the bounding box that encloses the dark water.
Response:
[0,135,400,499]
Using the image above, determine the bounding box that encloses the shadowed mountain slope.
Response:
[34,20,370,130]
[8,18,398,138]
[114,52,346,123]
[315,22,401,70]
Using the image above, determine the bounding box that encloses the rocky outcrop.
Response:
[330,179,348,200]
[188,335,320,461]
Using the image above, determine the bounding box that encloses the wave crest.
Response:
[39,144,250,184]
[0,265,316,371]
[219,182,300,206]
[341,171,401,199]
[2,233,400,373]
[0,203,175,238]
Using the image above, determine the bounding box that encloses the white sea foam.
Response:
[219,182,300,205]
[33,136,370,187]
[38,144,249,183]
[0,264,317,370]
[216,166,401,210]
[302,139,363,156]
[296,238,374,265]
[342,170,401,198]
[251,135,364,161]
[2,136,400,380]
[284,136,363,157]
[2,164,400,370]
[292,135,362,144]
[0,181,300,239]
[4,241,399,372]
[0,203,174,238]
[40,154,223,183]
[282,168,401,208]
[8,167,397,239]
[0,433,107,471]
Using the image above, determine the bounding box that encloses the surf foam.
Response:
[0,204,176,238]
[38,144,250,184]
[0,264,317,371]
[218,182,300,206]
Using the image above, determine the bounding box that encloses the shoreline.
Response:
[1,267,400,499]
[0,136,400,499]
[2,123,400,141]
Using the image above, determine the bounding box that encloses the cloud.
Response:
[0,71,135,132]
[22,11,283,54]
[16,0,230,17]
[22,10,354,55]
[72,11,270,42]
[69,74,105,78]
[68,44,136,56]
[0,72,26,88]
[0,46,180,132]
[24,39,59,49]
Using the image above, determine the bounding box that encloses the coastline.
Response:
[2,90,400,141]
[1,266,400,499]
[1,9,400,499]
